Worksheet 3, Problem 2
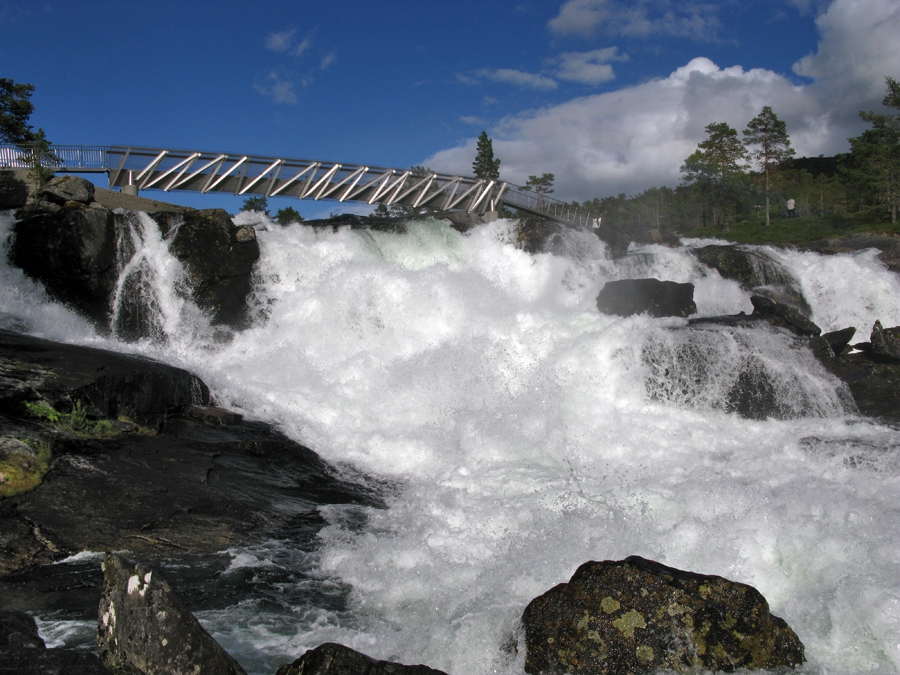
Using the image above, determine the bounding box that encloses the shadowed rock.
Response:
[750,295,821,337]
[522,556,804,675]
[276,642,448,675]
[0,609,109,674]
[98,553,245,675]
[597,278,696,318]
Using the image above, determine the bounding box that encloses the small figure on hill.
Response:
[786,197,796,218]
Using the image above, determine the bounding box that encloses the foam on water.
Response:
[2,210,898,674]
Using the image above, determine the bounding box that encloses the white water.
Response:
[2,211,899,674]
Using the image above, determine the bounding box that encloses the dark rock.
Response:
[151,209,260,328]
[820,327,857,356]
[0,330,383,579]
[0,647,110,674]
[0,329,209,428]
[0,169,29,209]
[276,642,448,675]
[0,609,45,648]
[750,295,821,337]
[687,312,772,330]
[522,556,805,675]
[597,278,696,318]
[98,552,246,675]
[871,320,900,361]
[10,201,118,327]
[692,244,797,290]
[38,176,95,205]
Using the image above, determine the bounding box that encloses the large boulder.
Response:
[151,209,260,327]
[750,295,821,337]
[276,643,448,675]
[38,175,94,206]
[10,200,118,327]
[522,556,805,675]
[98,553,246,675]
[597,278,696,318]
[0,609,109,674]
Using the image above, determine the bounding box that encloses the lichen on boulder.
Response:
[522,556,805,675]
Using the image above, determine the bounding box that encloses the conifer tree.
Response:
[847,76,900,224]
[472,131,500,180]
[524,173,555,208]
[681,122,748,229]
[743,106,795,226]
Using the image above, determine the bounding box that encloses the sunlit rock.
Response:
[522,556,805,675]
[596,278,696,317]
[38,175,94,205]
[98,553,247,675]
[276,642,448,675]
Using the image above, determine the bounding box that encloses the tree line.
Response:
[576,76,900,235]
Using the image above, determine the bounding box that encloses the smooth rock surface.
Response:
[597,278,696,318]
[98,553,246,675]
[522,556,805,675]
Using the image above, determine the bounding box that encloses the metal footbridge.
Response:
[1,144,596,227]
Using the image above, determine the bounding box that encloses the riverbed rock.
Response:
[799,233,900,274]
[0,609,109,674]
[276,642,449,675]
[11,199,118,327]
[597,278,696,318]
[871,320,900,361]
[38,175,94,206]
[750,295,821,337]
[522,556,805,675]
[150,208,260,328]
[98,552,246,675]
[0,330,383,580]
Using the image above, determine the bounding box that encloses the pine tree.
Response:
[743,106,795,226]
[523,173,555,208]
[0,78,38,144]
[847,76,900,224]
[472,131,500,180]
[681,122,748,229]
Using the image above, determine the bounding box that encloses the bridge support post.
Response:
[483,210,499,222]
[121,170,138,196]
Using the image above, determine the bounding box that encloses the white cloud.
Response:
[320,52,336,70]
[426,0,897,201]
[254,71,301,105]
[477,68,559,90]
[553,48,625,85]
[265,29,296,52]
[460,116,487,125]
[548,0,721,40]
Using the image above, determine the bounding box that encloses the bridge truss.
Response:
[1,144,597,227]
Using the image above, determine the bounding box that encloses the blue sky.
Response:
[2,0,898,217]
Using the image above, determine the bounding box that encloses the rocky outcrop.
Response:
[0,330,383,578]
[799,233,900,274]
[98,553,245,675]
[150,209,260,328]
[0,609,109,674]
[8,182,260,332]
[811,321,900,423]
[597,278,696,318]
[276,643,449,675]
[0,169,29,209]
[522,556,805,675]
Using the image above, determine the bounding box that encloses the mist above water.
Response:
[2,211,898,675]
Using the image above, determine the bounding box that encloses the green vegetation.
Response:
[240,194,270,215]
[24,400,129,437]
[1,78,57,188]
[524,173,556,207]
[577,77,900,243]
[472,131,500,180]
[0,438,52,499]
[275,206,303,225]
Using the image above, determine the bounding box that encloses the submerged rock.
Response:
[522,556,805,675]
[276,642,448,675]
[98,552,246,675]
[597,278,696,318]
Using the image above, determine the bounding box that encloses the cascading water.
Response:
[1,210,899,674]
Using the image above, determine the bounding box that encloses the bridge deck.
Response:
[1,144,596,227]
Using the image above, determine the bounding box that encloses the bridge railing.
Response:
[501,185,597,228]
[0,144,109,171]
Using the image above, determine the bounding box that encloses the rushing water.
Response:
[2,211,899,674]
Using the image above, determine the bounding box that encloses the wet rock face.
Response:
[276,642,449,675]
[151,208,260,328]
[597,278,697,318]
[98,553,247,675]
[0,609,109,674]
[11,200,118,327]
[522,556,805,675]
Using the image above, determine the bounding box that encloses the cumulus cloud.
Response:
[254,72,299,105]
[548,0,721,40]
[553,47,626,85]
[476,68,559,90]
[265,28,311,56]
[425,0,898,201]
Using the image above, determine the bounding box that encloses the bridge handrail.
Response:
[502,185,596,228]
[0,143,109,170]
